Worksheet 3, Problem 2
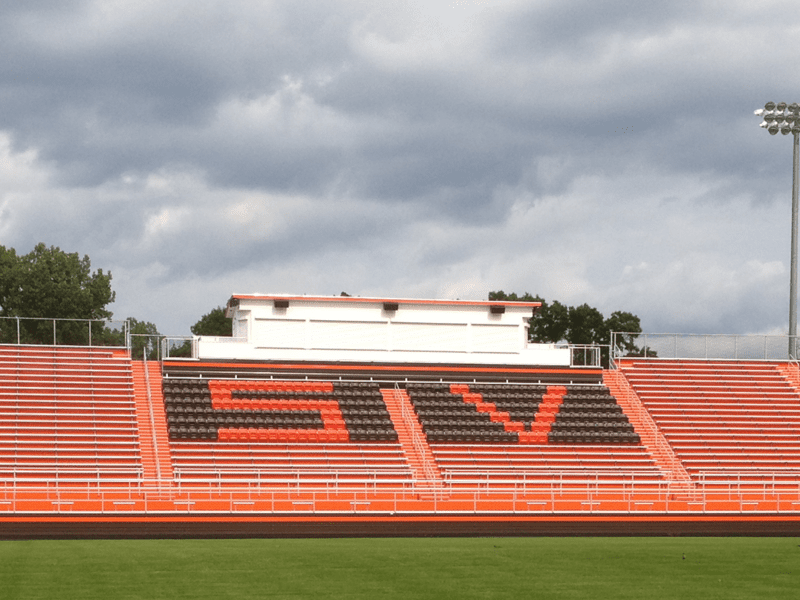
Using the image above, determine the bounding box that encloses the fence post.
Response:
[16,317,20,344]
[52,320,56,345]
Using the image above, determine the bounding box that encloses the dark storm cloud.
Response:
[0,1,360,185]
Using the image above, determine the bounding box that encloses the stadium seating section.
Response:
[0,346,142,481]
[2,346,800,513]
[617,359,800,484]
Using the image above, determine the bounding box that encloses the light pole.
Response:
[755,102,800,358]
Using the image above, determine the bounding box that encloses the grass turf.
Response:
[0,537,797,599]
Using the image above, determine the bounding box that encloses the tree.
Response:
[597,311,642,357]
[191,306,232,337]
[488,290,643,366]
[488,290,569,343]
[165,305,232,359]
[0,244,115,345]
[567,304,605,345]
[97,317,162,358]
[534,300,570,343]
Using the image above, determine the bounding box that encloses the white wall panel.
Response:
[253,319,305,349]
[471,324,518,353]
[309,320,386,351]
[392,323,467,352]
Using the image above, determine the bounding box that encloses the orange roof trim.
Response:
[229,294,541,309]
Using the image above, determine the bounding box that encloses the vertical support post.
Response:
[16,317,20,344]
[52,320,56,345]
[791,131,800,358]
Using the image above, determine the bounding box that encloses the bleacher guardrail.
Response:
[1,474,799,514]
[0,316,129,348]
[568,344,602,368]
[161,336,197,359]
[611,332,800,363]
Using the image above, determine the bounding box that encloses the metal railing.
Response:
[603,369,692,485]
[395,382,441,488]
[129,333,166,361]
[161,336,196,359]
[611,332,800,363]
[0,316,129,347]
[568,344,602,368]
[142,355,162,483]
[0,475,799,514]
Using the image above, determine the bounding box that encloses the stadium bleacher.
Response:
[0,346,142,482]
[2,296,800,521]
[617,359,800,488]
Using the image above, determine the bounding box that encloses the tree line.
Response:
[0,243,230,358]
[0,244,644,363]
[488,290,645,363]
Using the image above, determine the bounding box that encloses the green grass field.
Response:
[0,537,796,599]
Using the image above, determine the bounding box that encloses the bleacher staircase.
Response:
[381,388,444,498]
[604,369,694,496]
[131,360,174,492]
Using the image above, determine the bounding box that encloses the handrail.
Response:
[0,476,798,515]
[142,356,162,483]
[0,316,129,348]
[604,369,693,486]
[395,382,440,486]
[161,336,196,360]
[0,471,798,488]
[568,344,602,368]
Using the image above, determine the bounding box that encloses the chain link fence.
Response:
[611,332,799,362]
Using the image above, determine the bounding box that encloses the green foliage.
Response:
[191,306,232,337]
[85,317,162,357]
[0,243,115,345]
[566,303,605,345]
[489,290,643,365]
[599,310,644,355]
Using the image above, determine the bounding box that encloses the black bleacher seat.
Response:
[548,386,638,444]
[406,383,521,444]
[163,378,399,443]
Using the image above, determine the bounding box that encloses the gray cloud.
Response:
[1,0,799,336]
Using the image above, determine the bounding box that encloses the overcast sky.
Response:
[1,0,799,336]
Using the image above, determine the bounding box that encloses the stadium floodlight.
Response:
[757,101,800,357]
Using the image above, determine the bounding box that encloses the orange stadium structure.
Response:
[1,294,800,537]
